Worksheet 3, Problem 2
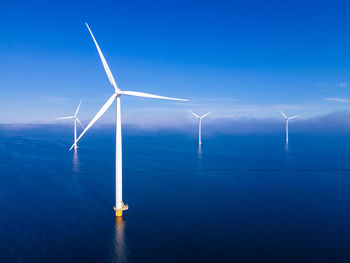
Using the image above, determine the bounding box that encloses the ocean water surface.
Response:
[1,125,350,262]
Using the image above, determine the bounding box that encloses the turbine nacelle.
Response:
[279,110,301,121]
[189,110,213,119]
[55,99,84,126]
[69,23,188,151]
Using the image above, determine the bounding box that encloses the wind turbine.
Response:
[70,23,188,217]
[189,111,212,145]
[279,110,300,143]
[56,100,85,150]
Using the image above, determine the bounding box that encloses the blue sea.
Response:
[2,125,350,262]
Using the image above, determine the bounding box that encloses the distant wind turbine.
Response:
[71,23,188,217]
[56,100,85,150]
[189,111,212,145]
[279,110,300,143]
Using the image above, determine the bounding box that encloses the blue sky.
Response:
[1,0,350,127]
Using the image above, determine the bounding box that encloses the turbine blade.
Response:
[288,115,301,120]
[201,111,213,118]
[189,110,200,118]
[85,23,119,92]
[120,90,188,101]
[75,99,83,116]
[69,93,117,150]
[55,116,74,120]
[76,117,85,129]
[279,110,288,119]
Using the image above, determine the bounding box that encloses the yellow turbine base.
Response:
[115,209,123,217]
[114,203,129,217]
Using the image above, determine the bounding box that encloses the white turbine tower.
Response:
[189,111,212,145]
[70,23,188,217]
[279,110,300,143]
[56,100,85,150]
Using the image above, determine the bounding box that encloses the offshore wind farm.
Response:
[2,1,350,263]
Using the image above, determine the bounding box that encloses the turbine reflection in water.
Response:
[113,217,127,263]
[198,144,202,156]
[197,144,203,171]
[285,142,289,152]
[73,150,79,172]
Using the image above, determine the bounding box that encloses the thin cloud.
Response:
[323,97,350,103]
[195,98,239,103]
[269,104,309,111]
[337,83,348,88]
[317,82,349,88]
